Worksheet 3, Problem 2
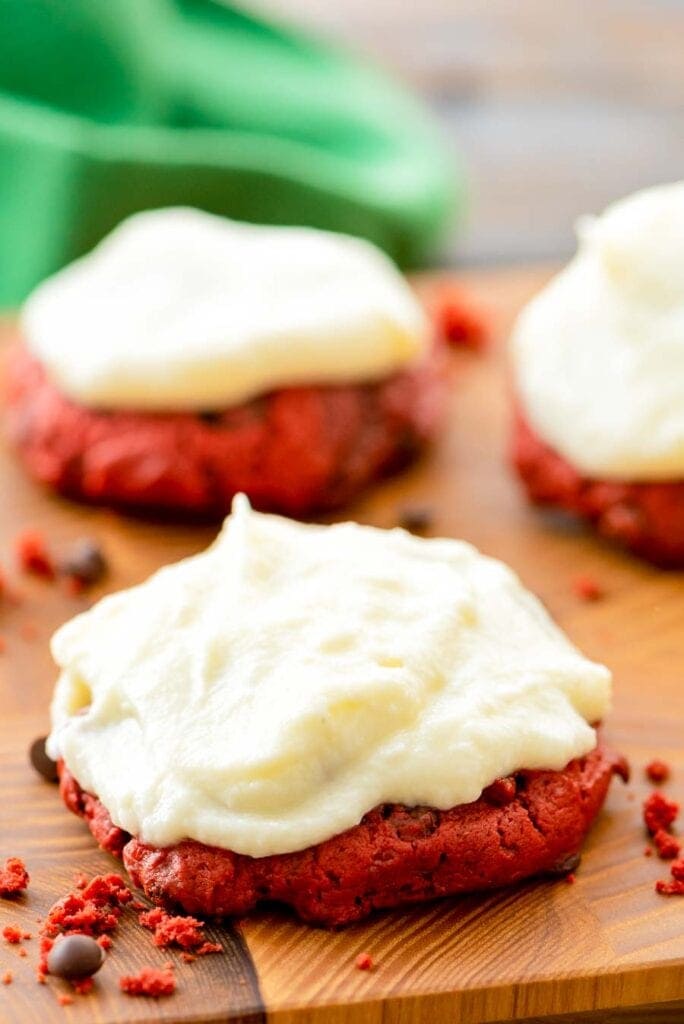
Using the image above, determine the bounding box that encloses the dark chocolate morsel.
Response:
[47,934,105,980]
[198,410,222,425]
[59,540,107,586]
[548,851,582,877]
[29,736,58,782]
[398,505,434,534]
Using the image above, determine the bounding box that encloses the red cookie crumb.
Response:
[57,992,74,1006]
[565,873,576,885]
[72,977,94,995]
[2,971,12,985]
[74,873,88,890]
[645,760,671,784]
[39,873,131,974]
[3,924,23,944]
[138,907,215,952]
[655,878,684,896]
[654,855,684,895]
[14,529,54,579]
[181,952,197,964]
[196,941,222,956]
[42,875,131,938]
[18,946,27,957]
[0,857,29,896]
[653,829,681,860]
[119,966,176,997]
[97,935,112,950]
[355,952,373,971]
[572,574,604,602]
[38,937,53,975]
[429,284,489,351]
[643,792,679,835]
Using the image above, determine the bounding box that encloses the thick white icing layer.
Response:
[48,497,611,857]
[512,182,684,479]
[22,208,428,411]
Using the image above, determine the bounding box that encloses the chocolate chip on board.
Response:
[29,736,58,782]
[47,934,105,980]
[398,505,434,534]
[58,540,107,586]
[547,851,582,877]
[198,410,222,425]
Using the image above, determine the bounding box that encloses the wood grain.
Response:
[2,266,684,1023]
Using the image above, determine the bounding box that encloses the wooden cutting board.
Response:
[2,266,684,1024]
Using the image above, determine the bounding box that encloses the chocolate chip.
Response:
[47,934,105,980]
[29,736,58,782]
[398,505,434,534]
[58,540,107,586]
[548,851,582,877]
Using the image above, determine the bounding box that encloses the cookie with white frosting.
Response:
[511,182,684,565]
[49,497,626,925]
[7,209,443,516]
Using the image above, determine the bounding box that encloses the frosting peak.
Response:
[586,182,684,305]
[512,181,684,480]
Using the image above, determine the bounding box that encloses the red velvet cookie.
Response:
[6,344,446,518]
[59,736,627,927]
[512,410,684,566]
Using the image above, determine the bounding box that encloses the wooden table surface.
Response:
[2,266,684,1023]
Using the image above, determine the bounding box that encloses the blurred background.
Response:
[2,0,684,305]
[259,0,684,265]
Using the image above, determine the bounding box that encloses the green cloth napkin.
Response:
[0,0,462,308]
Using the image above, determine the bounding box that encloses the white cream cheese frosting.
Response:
[21,208,428,412]
[512,181,684,480]
[47,496,611,858]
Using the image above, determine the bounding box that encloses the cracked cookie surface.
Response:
[6,345,445,517]
[58,735,627,927]
[512,410,684,566]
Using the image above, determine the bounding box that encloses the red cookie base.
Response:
[59,737,627,928]
[6,345,446,518]
[512,411,684,566]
